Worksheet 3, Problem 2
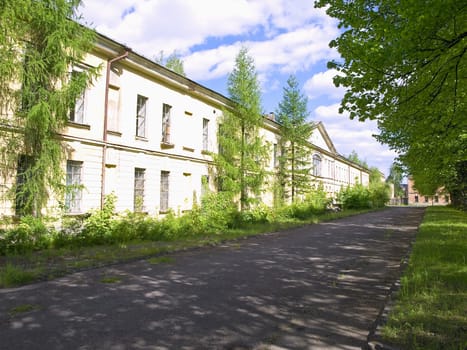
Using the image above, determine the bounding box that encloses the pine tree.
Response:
[216,47,269,211]
[0,0,97,216]
[276,75,313,203]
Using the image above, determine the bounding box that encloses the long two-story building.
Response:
[0,32,370,217]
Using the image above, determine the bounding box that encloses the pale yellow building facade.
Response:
[1,33,370,217]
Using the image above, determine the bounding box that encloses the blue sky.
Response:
[79,0,397,176]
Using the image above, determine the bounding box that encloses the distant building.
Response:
[407,177,450,206]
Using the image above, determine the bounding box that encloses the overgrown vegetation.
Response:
[0,0,98,217]
[383,206,467,349]
[0,184,386,287]
[315,0,466,209]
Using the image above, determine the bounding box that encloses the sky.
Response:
[78,0,397,177]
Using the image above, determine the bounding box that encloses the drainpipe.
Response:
[100,50,129,209]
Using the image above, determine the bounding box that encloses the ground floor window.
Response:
[160,171,169,212]
[66,160,83,213]
[134,168,145,212]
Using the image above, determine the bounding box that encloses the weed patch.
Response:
[9,304,41,316]
[147,256,175,264]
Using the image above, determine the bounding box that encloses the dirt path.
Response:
[0,207,425,350]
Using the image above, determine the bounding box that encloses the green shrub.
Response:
[339,184,371,209]
[0,216,54,255]
[81,193,117,245]
[199,192,238,233]
[369,183,390,208]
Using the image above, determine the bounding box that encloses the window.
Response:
[201,175,210,198]
[69,70,86,124]
[162,103,171,143]
[134,168,145,212]
[66,160,83,213]
[160,171,170,212]
[415,195,419,203]
[202,118,209,151]
[108,86,120,132]
[312,154,322,177]
[434,195,439,203]
[136,95,147,137]
[424,196,429,203]
[15,155,33,216]
[273,143,278,168]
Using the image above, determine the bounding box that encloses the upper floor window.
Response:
[273,143,278,168]
[202,118,209,151]
[136,95,147,137]
[312,154,322,177]
[69,70,86,124]
[162,103,171,143]
[107,86,120,132]
[66,160,83,213]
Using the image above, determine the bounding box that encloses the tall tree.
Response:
[315,0,467,209]
[216,47,269,211]
[0,0,97,216]
[154,50,186,76]
[346,150,368,168]
[276,75,313,203]
[386,162,404,198]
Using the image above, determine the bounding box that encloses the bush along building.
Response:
[0,31,371,218]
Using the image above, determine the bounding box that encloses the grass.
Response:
[9,303,42,316]
[100,275,122,284]
[0,208,373,288]
[382,206,467,350]
[147,256,175,264]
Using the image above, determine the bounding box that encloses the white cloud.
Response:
[304,69,345,101]
[79,1,339,80]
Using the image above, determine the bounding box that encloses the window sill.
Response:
[201,150,211,155]
[183,146,195,152]
[159,210,170,214]
[107,130,122,137]
[161,142,175,149]
[67,122,91,130]
[135,136,148,142]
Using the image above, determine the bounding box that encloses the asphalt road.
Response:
[0,207,425,350]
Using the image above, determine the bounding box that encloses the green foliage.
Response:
[315,0,467,209]
[0,216,54,255]
[81,193,117,245]
[0,264,38,287]
[154,50,186,76]
[276,75,313,203]
[0,0,98,216]
[199,192,238,233]
[346,150,368,168]
[339,182,389,210]
[339,184,371,210]
[383,207,467,349]
[386,162,405,197]
[216,47,269,211]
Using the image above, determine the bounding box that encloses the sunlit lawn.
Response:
[383,206,467,350]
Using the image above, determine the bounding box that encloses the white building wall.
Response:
[0,33,373,218]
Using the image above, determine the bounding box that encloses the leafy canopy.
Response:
[315,0,466,207]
